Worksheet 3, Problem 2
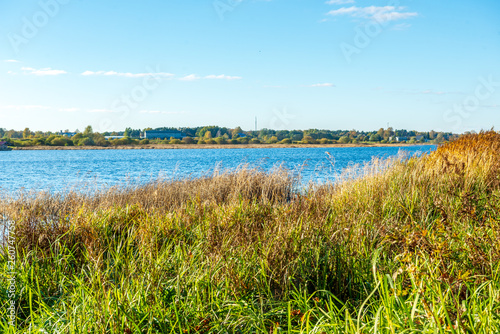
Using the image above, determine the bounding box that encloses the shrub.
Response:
[110,138,132,146]
[94,137,109,146]
[214,137,226,145]
[267,136,278,144]
[32,138,46,146]
[338,136,351,144]
[301,135,317,144]
[50,137,71,146]
[77,137,95,146]
[250,138,261,144]
[279,138,292,144]
[182,137,194,144]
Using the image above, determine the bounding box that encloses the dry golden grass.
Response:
[2,132,500,288]
[1,131,500,332]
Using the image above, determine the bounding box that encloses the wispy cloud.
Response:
[326,0,355,4]
[309,83,335,87]
[327,6,417,22]
[179,74,201,81]
[58,107,80,112]
[205,74,242,80]
[4,59,20,63]
[21,67,67,76]
[81,70,174,78]
[179,74,242,81]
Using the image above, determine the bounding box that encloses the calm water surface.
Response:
[0,146,436,194]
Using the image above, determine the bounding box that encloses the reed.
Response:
[1,131,499,333]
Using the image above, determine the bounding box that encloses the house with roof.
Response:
[141,131,186,140]
[416,135,428,142]
[58,131,77,137]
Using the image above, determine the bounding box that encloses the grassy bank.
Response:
[1,132,499,333]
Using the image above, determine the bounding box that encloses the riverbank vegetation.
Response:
[1,131,499,332]
[1,125,457,148]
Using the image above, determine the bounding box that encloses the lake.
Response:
[0,145,436,194]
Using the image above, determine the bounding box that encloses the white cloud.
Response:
[81,71,241,81]
[81,70,174,78]
[205,74,242,80]
[4,59,20,63]
[310,83,335,87]
[326,0,355,4]
[179,74,201,81]
[21,67,67,76]
[327,6,417,22]
[58,107,80,112]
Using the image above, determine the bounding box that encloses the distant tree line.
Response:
[0,125,460,147]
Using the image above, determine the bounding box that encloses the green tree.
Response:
[78,137,95,146]
[383,127,394,139]
[214,137,226,145]
[267,136,278,144]
[237,137,249,144]
[23,127,31,139]
[231,126,243,138]
[339,136,350,144]
[302,135,317,144]
[83,125,93,136]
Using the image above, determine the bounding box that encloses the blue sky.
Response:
[0,0,499,133]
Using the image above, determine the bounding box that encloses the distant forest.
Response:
[0,125,460,147]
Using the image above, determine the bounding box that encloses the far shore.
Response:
[12,143,435,151]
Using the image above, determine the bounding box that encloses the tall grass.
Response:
[1,131,499,333]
